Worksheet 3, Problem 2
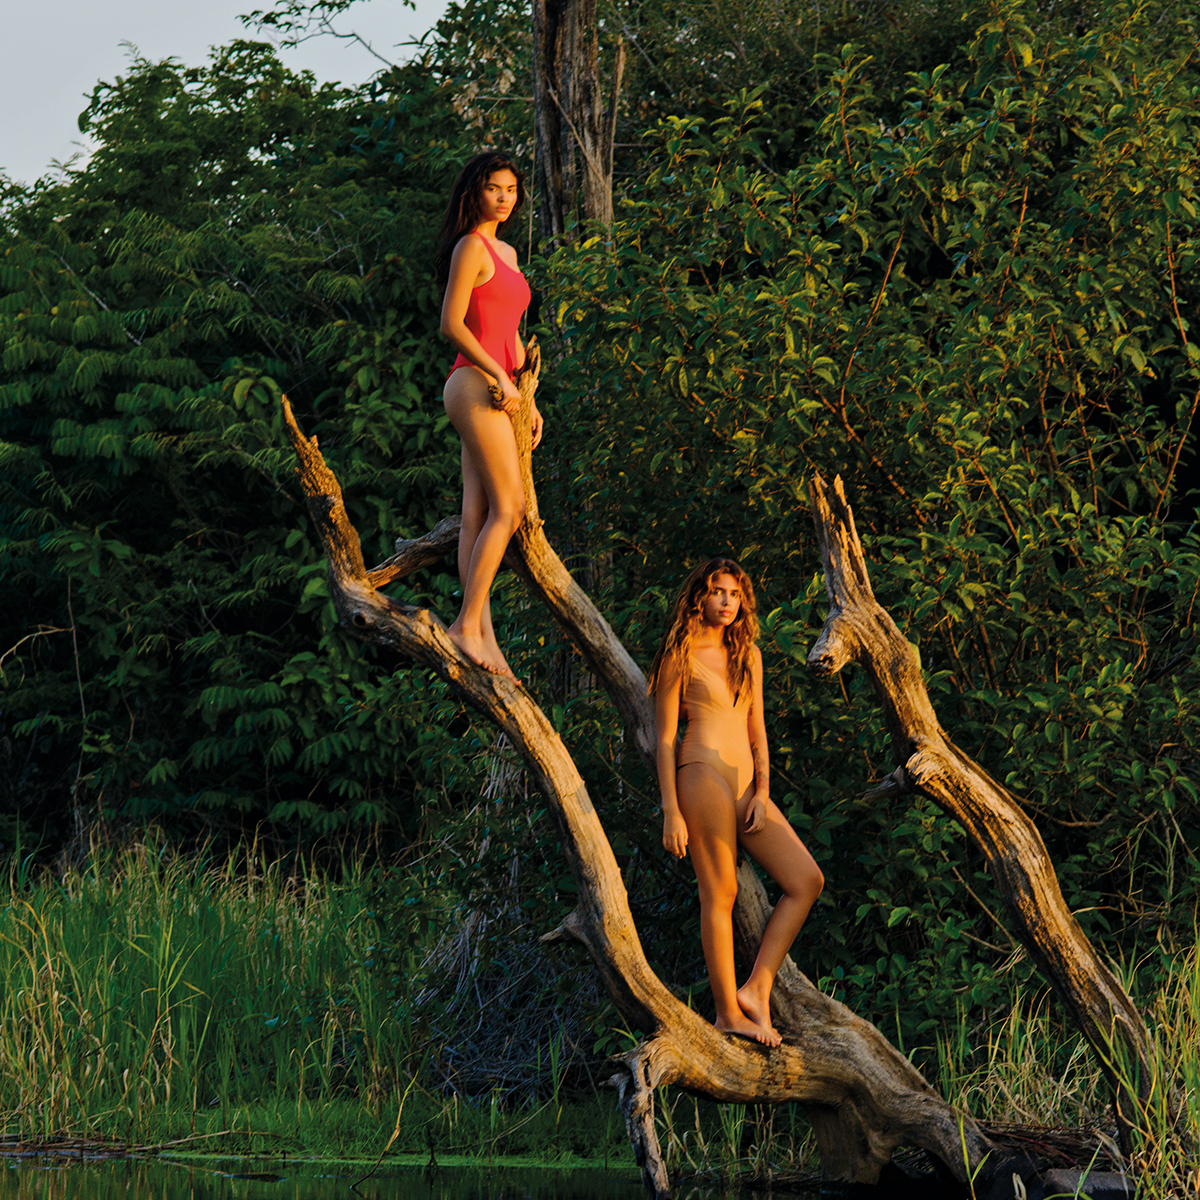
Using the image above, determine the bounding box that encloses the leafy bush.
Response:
[542,1,1200,1042]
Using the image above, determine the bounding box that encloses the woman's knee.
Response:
[698,877,738,916]
[810,862,825,901]
[782,859,824,905]
[492,497,525,535]
[800,861,824,904]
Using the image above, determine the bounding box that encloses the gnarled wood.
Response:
[805,473,1153,1144]
[532,0,622,235]
[366,517,460,589]
[281,380,1025,1197]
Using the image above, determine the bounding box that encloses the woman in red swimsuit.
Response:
[649,559,824,1046]
[436,152,541,681]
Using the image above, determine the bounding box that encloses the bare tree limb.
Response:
[279,377,1027,1196]
[805,472,1152,1147]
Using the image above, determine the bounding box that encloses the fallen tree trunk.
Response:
[280,354,1032,1196]
[370,358,1154,1156]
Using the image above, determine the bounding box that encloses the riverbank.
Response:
[2,846,1196,1194]
[0,1098,634,1167]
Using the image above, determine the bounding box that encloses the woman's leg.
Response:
[734,796,824,1032]
[443,367,526,678]
[678,763,782,1047]
[457,442,512,678]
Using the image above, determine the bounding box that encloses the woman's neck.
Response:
[693,626,726,651]
[473,220,500,240]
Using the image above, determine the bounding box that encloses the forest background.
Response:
[2,0,1199,1168]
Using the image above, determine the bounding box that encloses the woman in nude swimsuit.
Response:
[436,152,542,681]
[649,559,824,1046]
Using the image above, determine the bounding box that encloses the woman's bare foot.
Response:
[446,623,506,676]
[715,1012,781,1048]
[489,641,521,686]
[736,985,780,1044]
[447,623,521,684]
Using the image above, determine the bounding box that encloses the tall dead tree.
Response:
[281,350,1151,1194]
[532,0,625,236]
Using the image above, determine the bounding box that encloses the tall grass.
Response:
[0,844,626,1163]
[0,843,405,1146]
[932,990,1108,1129]
[2,844,1197,1191]
[1105,940,1200,1198]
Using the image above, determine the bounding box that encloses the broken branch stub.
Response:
[280,384,1012,1197]
[805,472,1152,1141]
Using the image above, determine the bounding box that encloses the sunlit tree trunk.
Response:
[281,349,1148,1193]
[532,0,624,236]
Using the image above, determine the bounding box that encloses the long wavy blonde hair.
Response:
[647,558,759,703]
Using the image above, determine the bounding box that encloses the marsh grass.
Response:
[931,991,1109,1129]
[0,844,626,1164]
[925,947,1200,1197]
[2,846,1197,1192]
[1102,941,1200,1198]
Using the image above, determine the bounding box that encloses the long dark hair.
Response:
[647,558,760,704]
[434,152,527,291]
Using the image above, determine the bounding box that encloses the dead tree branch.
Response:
[281,367,1036,1197]
[805,473,1152,1145]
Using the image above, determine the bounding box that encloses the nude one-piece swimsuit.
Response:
[676,657,755,804]
[447,234,532,381]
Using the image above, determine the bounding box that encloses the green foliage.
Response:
[542,2,1200,1040]
[0,845,633,1163]
[0,42,492,836]
[2,0,1199,1100]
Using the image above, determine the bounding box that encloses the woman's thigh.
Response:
[735,794,820,894]
[443,367,522,508]
[677,763,739,899]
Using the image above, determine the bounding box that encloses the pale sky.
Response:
[1,0,451,187]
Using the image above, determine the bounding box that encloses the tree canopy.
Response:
[2,0,1198,1058]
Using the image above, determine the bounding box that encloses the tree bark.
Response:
[805,473,1152,1145]
[280,362,1033,1197]
[532,0,622,236]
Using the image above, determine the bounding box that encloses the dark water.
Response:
[0,1159,651,1200]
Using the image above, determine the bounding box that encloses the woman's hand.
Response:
[490,375,521,416]
[531,403,544,450]
[743,794,768,835]
[663,809,689,859]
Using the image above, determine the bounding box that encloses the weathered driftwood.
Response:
[281,353,1034,1196]
[805,474,1152,1142]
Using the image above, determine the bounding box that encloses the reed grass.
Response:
[0,843,626,1164]
[2,844,1197,1193]
[1103,940,1200,1198]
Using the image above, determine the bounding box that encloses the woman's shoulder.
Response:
[448,229,489,267]
[654,648,685,689]
[492,236,521,271]
[450,231,488,262]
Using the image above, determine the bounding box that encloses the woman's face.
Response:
[479,169,519,226]
[701,573,742,629]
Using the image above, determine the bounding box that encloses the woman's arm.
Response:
[744,645,769,834]
[439,234,521,413]
[510,312,546,449]
[513,325,546,449]
[654,658,689,858]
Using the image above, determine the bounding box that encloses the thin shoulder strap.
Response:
[472,232,502,265]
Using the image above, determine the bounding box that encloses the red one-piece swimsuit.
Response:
[447,234,532,380]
